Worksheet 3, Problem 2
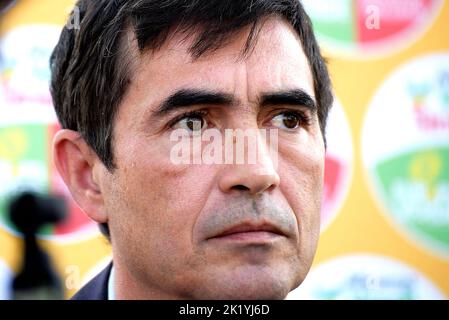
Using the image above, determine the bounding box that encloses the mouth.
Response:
[207,222,286,243]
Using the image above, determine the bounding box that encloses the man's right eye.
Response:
[171,111,208,133]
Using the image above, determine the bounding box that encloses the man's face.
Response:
[102,17,324,299]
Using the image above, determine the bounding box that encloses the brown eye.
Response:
[283,113,300,129]
[271,112,300,130]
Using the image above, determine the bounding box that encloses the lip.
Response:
[207,222,285,242]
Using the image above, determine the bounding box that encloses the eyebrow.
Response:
[261,89,317,111]
[154,88,316,116]
[154,89,235,116]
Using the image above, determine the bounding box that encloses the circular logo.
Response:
[287,254,446,299]
[0,25,98,241]
[362,53,449,257]
[0,25,61,124]
[321,98,353,231]
[302,0,443,57]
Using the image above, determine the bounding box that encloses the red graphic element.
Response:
[356,0,434,44]
[322,156,342,224]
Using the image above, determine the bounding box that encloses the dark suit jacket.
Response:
[71,263,112,300]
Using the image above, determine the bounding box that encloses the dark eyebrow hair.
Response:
[155,89,235,116]
[153,88,316,117]
[261,89,317,111]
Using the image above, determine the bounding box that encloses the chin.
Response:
[209,281,291,300]
[193,266,299,300]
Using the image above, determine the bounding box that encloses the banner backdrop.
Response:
[0,0,448,299]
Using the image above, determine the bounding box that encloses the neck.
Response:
[113,254,184,300]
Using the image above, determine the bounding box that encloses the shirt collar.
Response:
[107,264,115,300]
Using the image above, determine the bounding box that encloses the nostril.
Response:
[232,185,250,191]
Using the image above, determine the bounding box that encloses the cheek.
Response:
[108,144,218,256]
[278,141,324,239]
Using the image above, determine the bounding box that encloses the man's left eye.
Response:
[270,112,305,130]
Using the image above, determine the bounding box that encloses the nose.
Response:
[218,131,280,195]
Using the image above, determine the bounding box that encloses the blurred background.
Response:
[0,0,448,299]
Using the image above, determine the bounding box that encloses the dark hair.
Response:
[50,0,333,240]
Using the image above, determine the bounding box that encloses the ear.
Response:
[53,129,108,225]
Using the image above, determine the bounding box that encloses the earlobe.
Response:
[53,129,108,224]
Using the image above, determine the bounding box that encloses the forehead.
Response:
[121,16,315,115]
